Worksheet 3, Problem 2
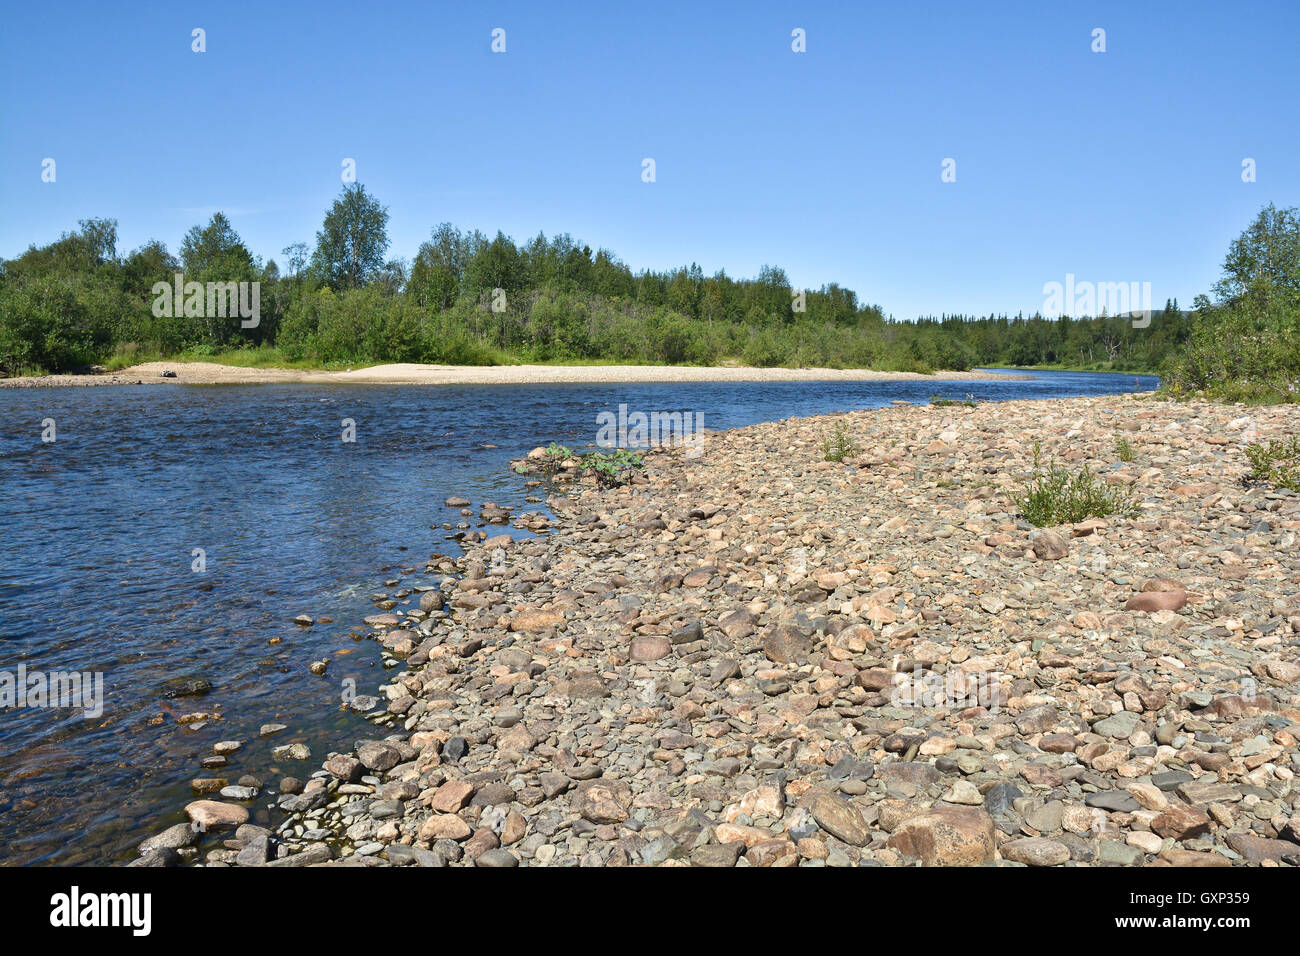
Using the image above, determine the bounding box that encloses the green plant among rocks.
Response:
[930,392,978,407]
[1016,441,1140,526]
[1115,435,1136,462]
[1243,436,1300,492]
[580,448,644,489]
[822,421,860,462]
[513,442,574,476]
[532,442,572,478]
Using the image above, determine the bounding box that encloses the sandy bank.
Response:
[1,361,1026,388]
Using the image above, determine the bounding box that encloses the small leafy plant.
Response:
[1016,441,1140,526]
[1114,435,1136,462]
[1244,436,1300,492]
[822,421,860,462]
[580,448,644,489]
[537,442,573,478]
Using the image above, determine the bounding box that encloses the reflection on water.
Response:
[0,370,1157,864]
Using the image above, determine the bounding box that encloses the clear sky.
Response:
[1,0,1297,319]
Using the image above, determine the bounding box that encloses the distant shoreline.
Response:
[0,362,1030,389]
[981,363,1162,378]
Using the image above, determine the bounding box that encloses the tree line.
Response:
[1,187,1294,400]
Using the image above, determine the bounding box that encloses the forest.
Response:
[2,187,1296,401]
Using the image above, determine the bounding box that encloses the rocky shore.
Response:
[137,392,1300,867]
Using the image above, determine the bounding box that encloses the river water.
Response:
[0,369,1158,864]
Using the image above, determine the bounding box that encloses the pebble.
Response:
[1001,837,1071,866]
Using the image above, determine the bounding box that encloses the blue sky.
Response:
[1,0,1296,318]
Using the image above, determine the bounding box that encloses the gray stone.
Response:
[1093,711,1141,739]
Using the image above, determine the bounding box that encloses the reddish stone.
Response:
[1125,590,1188,612]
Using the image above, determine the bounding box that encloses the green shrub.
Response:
[1016,443,1140,526]
[822,421,860,462]
[580,448,644,488]
[532,443,573,478]
[931,393,977,408]
[1115,436,1136,462]
[741,328,785,367]
[1244,436,1300,492]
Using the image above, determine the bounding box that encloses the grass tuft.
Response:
[822,421,860,462]
[930,392,978,407]
[1016,441,1140,526]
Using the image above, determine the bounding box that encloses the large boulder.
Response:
[887,806,996,866]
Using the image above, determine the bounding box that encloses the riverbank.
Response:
[982,363,1162,377]
[1,361,1025,389]
[140,392,1300,867]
